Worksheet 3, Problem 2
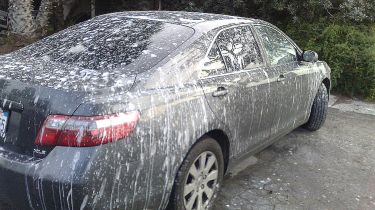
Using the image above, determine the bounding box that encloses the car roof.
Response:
[104,11,257,32]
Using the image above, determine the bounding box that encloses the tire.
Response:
[168,138,224,210]
[304,83,329,131]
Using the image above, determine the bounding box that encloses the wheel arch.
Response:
[177,128,231,180]
[166,129,230,209]
[204,129,230,173]
[322,78,331,97]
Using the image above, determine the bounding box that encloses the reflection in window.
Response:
[255,25,298,65]
[216,26,263,72]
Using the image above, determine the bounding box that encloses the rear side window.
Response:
[255,25,298,65]
[216,26,263,72]
[17,16,194,73]
[201,43,227,77]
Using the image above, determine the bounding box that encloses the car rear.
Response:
[0,13,195,209]
[0,77,86,209]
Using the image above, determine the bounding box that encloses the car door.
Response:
[254,24,312,137]
[199,25,278,156]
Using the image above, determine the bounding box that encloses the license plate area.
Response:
[0,109,9,138]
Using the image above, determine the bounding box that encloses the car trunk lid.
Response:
[0,79,85,158]
[0,56,136,158]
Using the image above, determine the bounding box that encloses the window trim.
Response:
[253,23,303,67]
[200,66,268,80]
[202,24,266,76]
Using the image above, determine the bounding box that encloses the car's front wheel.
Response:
[168,138,224,210]
[304,83,329,131]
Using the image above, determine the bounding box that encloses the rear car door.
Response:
[254,24,313,137]
[199,25,278,156]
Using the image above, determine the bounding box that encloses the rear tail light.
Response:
[35,111,140,147]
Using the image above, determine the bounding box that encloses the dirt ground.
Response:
[215,107,375,210]
[0,36,37,55]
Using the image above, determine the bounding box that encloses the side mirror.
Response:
[302,50,319,63]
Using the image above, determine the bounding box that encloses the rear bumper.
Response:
[0,146,165,210]
[0,167,88,210]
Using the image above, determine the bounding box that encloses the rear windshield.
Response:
[17,15,194,72]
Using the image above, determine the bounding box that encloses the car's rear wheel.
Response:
[304,83,329,131]
[168,138,224,210]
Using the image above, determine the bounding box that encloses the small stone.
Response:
[276,194,289,202]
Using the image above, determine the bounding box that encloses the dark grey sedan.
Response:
[0,11,330,210]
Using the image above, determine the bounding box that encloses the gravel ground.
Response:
[215,107,375,210]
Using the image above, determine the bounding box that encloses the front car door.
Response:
[254,24,316,137]
[199,25,278,157]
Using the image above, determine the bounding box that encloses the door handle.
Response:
[277,74,286,82]
[212,87,228,97]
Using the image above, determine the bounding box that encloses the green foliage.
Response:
[367,26,375,100]
[286,22,375,100]
[339,0,375,22]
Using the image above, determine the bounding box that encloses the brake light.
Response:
[35,112,140,147]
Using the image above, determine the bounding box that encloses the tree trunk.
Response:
[36,0,54,29]
[153,0,162,10]
[8,0,35,34]
[62,0,77,20]
[90,0,95,18]
[50,0,64,32]
[229,0,235,15]
[8,0,56,36]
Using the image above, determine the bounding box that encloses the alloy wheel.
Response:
[183,151,219,210]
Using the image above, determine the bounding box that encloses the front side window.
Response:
[255,25,298,66]
[216,26,263,72]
